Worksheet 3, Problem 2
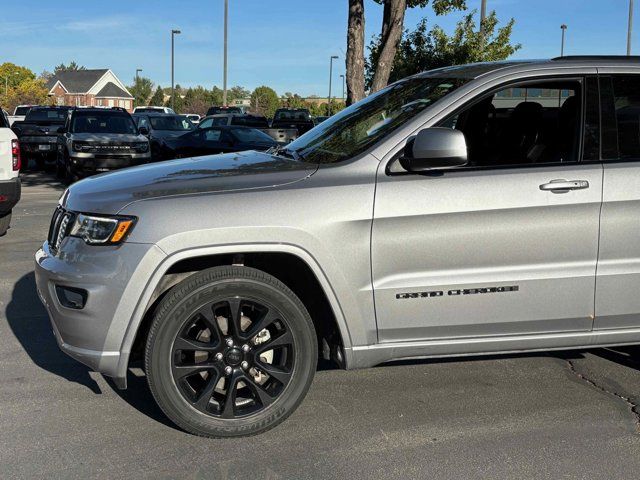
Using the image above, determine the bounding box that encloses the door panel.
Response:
[372,164,603,343]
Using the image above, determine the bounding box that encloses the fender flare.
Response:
[114,242,355,383]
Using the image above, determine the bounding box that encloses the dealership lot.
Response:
[2,172,640,479]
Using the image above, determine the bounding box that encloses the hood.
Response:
[153,130,190,140]
[64,150,318,214]
[71,133,147,143]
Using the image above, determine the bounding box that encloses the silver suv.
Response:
[35,57,640,437]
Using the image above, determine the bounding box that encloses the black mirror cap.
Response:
[400,127,468,172]
[139,126,149,135]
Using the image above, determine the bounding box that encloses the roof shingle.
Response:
[95,82,133,98]
[46,69,109,93]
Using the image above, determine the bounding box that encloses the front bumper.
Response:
[34,238,164,385]
[0,177,21,215]
[69,152,151,175]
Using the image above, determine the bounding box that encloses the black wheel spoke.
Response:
[244,308,278,340]
[226,298,242,338]
[172,362,216,380]
[173,336,217,352]
[193,369,221,410]
[255,360,293,385]
[243,374,276,408]
[221,372,241,419]
[197,304,223,342]
[255,329,293,355]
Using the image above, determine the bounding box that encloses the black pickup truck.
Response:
[270,108,315,136]
[12,106,72,169]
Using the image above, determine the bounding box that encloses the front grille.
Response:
[76,143,135,153]
[47,207,75,252]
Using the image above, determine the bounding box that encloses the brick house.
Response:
[46,69,134,112]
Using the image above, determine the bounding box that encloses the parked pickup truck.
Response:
[37,56,640,439]
[7,105,36,126]
[12,106,72,169]
[0,110,20,236]
[199,113,298,144]
[271,108,315,136]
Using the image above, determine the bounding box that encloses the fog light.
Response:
[55,285,88,310]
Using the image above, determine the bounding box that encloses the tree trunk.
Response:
[370,0,407,93]
[346,0,366,105]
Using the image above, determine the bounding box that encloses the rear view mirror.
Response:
[400,127,468,172]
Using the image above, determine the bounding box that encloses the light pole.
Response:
[328,55,338,116]
[340,74,345,102]
[628,0,635,55]
[223,0,229,106]
[2,72,18,95]
[135,68,142,81]
[171,29,181,110]
[560,24,567,57]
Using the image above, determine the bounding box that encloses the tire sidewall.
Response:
[146,268,317,437]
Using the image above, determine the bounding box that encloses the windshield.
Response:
[71,112,138,134]
[14,106,32,116]
[208,106,242,115]
[231,115,269,128]
[230,128,275,143]
[149,115,194,131]
[274,110,311,121]
[25,108,70,122]
[286,76,469,164]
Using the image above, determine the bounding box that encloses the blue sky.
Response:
[0,0,637,96]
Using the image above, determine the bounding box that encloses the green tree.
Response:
[54,61,87,74]
[1,78,49,112]
[0,63,36,91]
[228,85,250,102]
[165,94,185,113]
[281,92,306,109]
[366,10,520,87]
[128,76,154,108]
[183,86,212,115]
[149,86,165,106]
[251,86,279,117]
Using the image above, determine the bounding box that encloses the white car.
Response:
[132,106,176,115]
[0,112,21,236]
[8,105,35,126]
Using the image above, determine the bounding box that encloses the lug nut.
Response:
[215,352,223,361]
[226,338,234,347]
[242,344,250,352]
[224,366,233,375]
[241,361,249,370]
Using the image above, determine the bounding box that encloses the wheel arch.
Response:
[115,243,354,385]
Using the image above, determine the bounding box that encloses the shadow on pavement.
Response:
[18,169,66,189]
[5,272,101,393]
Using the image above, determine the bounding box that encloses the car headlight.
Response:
[135,142,149,153]
[69,214,136,245]
[72,142,86,152]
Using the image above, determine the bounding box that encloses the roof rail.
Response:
[552,55,640,61]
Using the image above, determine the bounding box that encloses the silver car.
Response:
[35,56,640,437]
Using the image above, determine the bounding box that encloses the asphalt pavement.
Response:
[2,170,640,479]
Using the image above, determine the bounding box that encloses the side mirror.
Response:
[139,126,149,135]
[56,127,65,134]
[400,127,468,172]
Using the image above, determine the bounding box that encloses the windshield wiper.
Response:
[270,145,304,161]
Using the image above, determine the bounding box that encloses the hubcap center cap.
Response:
[224,348,243,366]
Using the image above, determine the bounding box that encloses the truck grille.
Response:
[47,207,75,252]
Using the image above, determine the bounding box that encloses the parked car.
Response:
[8,105,36,126]
[11,106,73,169]
[271,108,315,136]
[37,56,640,438]
[0,110,20,236]
[133,113,195,161]
[206,106,243,116]
[133,106,176,115]
[56,107,150,183]
[199,114,297,144]
[160,125,276,160]
[185,114,201,124]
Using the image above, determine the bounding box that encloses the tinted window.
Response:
[199,118,213,129]
[286,76,469,164]
[211,117,230,126]
[134,116,150,129]
[274,110,311,121]
[149,115,194,131]
[71,112,138,134]
[14,106,31,116]
[231,116,269,128]
[207,106,242,115]
[26,108,70,122]
[230,128,274,143]
[438,79,582,167]
[607,75,640,159]
[203,129,222,141]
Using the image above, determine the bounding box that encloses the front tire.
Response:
[145,266,317,438]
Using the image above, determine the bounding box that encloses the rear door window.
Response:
[601,75,640,160]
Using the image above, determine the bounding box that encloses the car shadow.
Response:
[18,168,65,189]
[5,272,101,393]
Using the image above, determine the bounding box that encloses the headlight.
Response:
[72,142,85,152]
[135,142,149,153]
[69,214,136,245]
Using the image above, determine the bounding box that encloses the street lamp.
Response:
[135,68,143,81]
[340,74,345,102]
[560,24,567,57]
[328,55,338,116]
[171,29,181,110]
[2,72,19,95]
[223,0,229,106]
[628,0,635,55]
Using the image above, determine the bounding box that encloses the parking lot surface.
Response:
[2,171,640,479]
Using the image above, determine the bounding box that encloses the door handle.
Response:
[539,179,589,193]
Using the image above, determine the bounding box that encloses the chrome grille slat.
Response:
[47,208,74,253]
